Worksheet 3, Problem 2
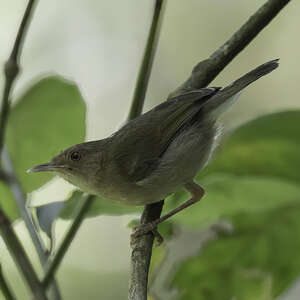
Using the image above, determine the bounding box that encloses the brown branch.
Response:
[130,0,291,299]
[0,209,48,300]
[129,201,164,300]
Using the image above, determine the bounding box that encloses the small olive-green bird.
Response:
[29,60,278,239]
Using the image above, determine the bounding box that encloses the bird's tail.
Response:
[202,59,279,117]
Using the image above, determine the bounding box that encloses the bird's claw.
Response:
[130,222,164,247]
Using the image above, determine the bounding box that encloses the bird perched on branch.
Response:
[29,59,279,243]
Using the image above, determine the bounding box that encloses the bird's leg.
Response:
[131,182,205,245]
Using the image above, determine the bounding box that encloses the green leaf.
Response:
[165,175,300,227]
[172,204,300,300]
[1,76,86,220]
[6,76,86,193]
[199,111,300,184]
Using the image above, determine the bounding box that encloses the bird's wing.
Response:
[112,88,219,182]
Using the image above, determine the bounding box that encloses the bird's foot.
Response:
[131,222,164,247]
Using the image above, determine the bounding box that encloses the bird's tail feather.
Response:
[202,59,279,117]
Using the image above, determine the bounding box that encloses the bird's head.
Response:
[28,140,106,192]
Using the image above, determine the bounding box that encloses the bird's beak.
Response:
[27,162,61,173]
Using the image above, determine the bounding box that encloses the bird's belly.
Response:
[89,167,163,205]
[94,181,163,206]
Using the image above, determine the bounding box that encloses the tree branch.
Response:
[129,0,291,299]
[0,209,48,300]
[0,264,16,300]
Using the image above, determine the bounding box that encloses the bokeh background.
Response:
[0,0,300,299]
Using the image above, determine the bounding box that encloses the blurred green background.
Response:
[0,0,300,299]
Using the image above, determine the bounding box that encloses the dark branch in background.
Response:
[0,210,48,300]
[0,264,16,300]
[127,0,165,120]
[127,1,166,299]
[42,195,95,289]
[0,1,62,299]
[2,150,48,258]
[0,169,11,183]
[128,0,291,299]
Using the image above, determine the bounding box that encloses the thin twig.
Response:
[1,150,62,300]
[129,0,291,299]
[0,0,62,298]
[42,194,95,289]
[0,264,16,300]
[0,0,36,154]
[2,150,49,262]
[127,0,166,120]
[0,209,48,300]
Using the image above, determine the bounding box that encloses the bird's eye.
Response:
[70,151,81,161]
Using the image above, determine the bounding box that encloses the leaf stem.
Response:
[127,0,166,121]
[0,264,16,300]
[0,209,48,300]
[42,195,95,289]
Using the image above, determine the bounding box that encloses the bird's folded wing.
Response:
[112,88,218,182]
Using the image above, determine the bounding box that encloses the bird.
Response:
[28,59,279,242]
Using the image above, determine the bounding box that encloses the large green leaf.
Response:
[165,175,300,227]
[7,76,86,192]
[172,204,300,300]
[1,76,86,220]
[199,111,300,184]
